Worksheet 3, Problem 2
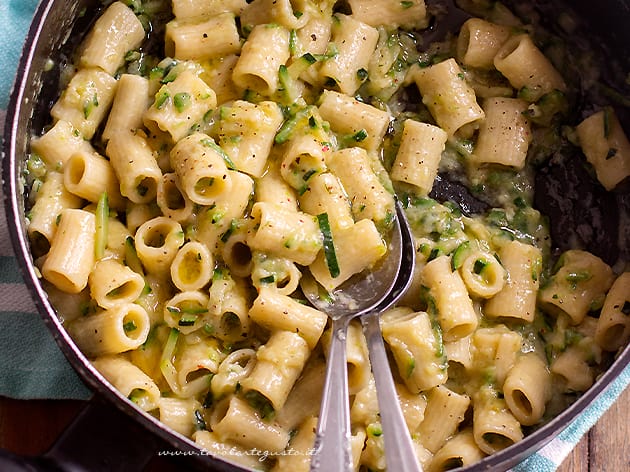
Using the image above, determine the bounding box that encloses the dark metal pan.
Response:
[2,0,629,470]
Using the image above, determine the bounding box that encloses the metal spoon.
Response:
[305,200,418,472]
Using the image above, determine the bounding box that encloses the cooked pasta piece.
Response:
[41,209,96,294]
[79,1,145,75]
[51,68,118,139]
[318,14,380,95]
[67,303,150,356]
[576,108,630,190]
[92,355,160,412]
[165,13,241,62]
[421,255,478,341]
[411,58,485,136]
[381,307,448,393]
[390,120,448,195]
[594,272,630,351]
[484,240,542,322]
[88,259,145,309]
[494,34,567,101]
[472,97,532,169]
[538,250,614,325]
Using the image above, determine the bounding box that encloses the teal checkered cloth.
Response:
[1,1,628,469]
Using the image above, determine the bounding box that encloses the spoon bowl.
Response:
[305,200,420,472]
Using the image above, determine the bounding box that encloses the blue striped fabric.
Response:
[1,1,628,469]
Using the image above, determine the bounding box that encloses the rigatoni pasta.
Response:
[23,0,630,469]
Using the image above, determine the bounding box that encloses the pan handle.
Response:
[0,396,164,471]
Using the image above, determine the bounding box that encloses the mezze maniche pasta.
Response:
[24,0,630,470]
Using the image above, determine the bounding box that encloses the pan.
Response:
[2,0,629,470]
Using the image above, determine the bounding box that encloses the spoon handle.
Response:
[362,311,423,472]
[310,317,353,472]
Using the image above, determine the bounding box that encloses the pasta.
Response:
[23,0,630,470]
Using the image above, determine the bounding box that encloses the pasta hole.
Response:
[136,177,157,200]
[511,389,533,417]
[231,241,252,268]
[482,432,514,450]
[221,312,242,336]
[598,323,625,350]
[186,368,212,384]
[122,312,144,341]
[107,281,137,301]
[164,181,186,210]
[29,231,50,258]
[66,156,86,186]
[143,227,167,248]
[438,457,464,471]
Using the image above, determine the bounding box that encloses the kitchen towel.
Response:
[1,1,628,470]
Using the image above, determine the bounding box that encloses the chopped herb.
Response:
[406,357,415,378]
[259,275,276,284]
[317,213,339,278]
[123,320,137,332]
[473,259,489,275]
[173,92,191,112]
[401,0,414,8]
[244,390,275,420]
[155,89,170,109]
[83,93,98,118]
[566,271,591,288]
[357,68,368,82]
[200,138,237,170]
[95,192,109,260]
[178,313,199,327]
[194,409,207,431]
[366,423,383,437]
[124,236,144,274]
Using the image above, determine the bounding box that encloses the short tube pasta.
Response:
[102,74,151,142]
[50,68,118,139]
[89,259,145,309]
[328,147,395,225]
[417,384,471,453]
[390,120,448,195]
[31,120,95,169]
[472,386,523,455]
[63,150,125,209]
[458,250,506,298]
[484,240,542,322]
[317,89,392,153]
[106,132,162,204]
[169,133,232,206]
[212,395,290,453]
[92,355,160,412]
[165,13,241,62]
[41,209,96,294]
[421,255,479,341]
[503,353,551,426]
[494,34,567,101]
[429,429,484,472]
[246,202,322,266]
[309,218,386,291]
[216,100,284,178]
[27,172,83,250]
[232,24,291,96]
[576,108,630,190]
[318,14,379,95]
[67,303,150,356]
[595,272,630,351]
[170,241,214,292]
[241,330,311,411]
[79,1,145,75]
[249,286,328,349]
[412,58,485,136]
[472,97,532,169]
[134,216,185,275]
[457,18,512,69]
[538,249,614,325]
[381,307,448,393]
